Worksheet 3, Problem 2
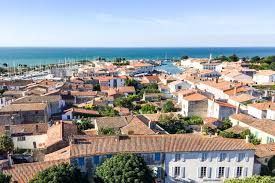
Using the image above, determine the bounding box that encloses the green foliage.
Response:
[249,134,261,145]
[224,176,275,183]
[93,84,101,91]
[181,116,203,125]
[158,114,192,134]
[181,55,189,60]
[98,128,117,135]
[250,56,261,63]
[202,125,216,135]
[93,106,119,117]
[140,104,157,114]
[73,120,94,131]
[162,100,176,113]
[0,134,14,154]
[114,95,140,110]
[0,67,7,74]
[29,163,88,183]
[219,118,232,131]
[219,131,238,138]
[0,172,11,183]
[95,154,154,183]
[125,79,139,89]
[249,55,275,71]
[228,54,239,62]
[139,83,160,94]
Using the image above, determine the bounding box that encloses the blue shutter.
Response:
[78,157,84,166]
[93,156,99,165]
[155,153,161,161]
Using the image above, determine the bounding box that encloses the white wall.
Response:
[247,106,265,119]
[165,150,255,183]
[13,134,47,149]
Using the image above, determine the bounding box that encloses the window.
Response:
[78,157,84,166]
[238,153,245,162]
[202,153,208,161]
[174,167,180,177]
[175,154,181,161]
[155,153,161,161]
[93,156,99,165]
[219,153,226,162]
[218,167,225,178]
[237,167,243,177]
[200,167,207,178]
[17,136,26,141]
[67,115,70,120]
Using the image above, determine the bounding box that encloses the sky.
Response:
[0,0,275,47]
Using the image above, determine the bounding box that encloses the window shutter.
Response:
[208,154,212,162]
[227,154,230,162]
[235,154,239,162]
[245,154,249,162]
[172,154,176,162]
[169,166,174,177]
[225,167,230,178]
[243,167,248,177]
[233,167,237,178]
[181,167,185,178]
[207,167,212,178]
[218,153,221,162]
[200,153,203,161]
[215,167,219,178]
[198,167,202,178]
[182,154,185,162]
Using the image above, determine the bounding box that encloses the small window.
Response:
[202,153,208,161]
[93,156,99,165]
[174,167,180,177]
[155,153,161,161]
[175,154,181,161]
[219,153,226,162]
[218,167,225,178]
[237,167,243,177]
[17,136,26,141]
[200,167,207,178]
[238,153,245,162]
[67,115,70,120]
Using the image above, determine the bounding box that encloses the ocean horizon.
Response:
[0,47,275,65]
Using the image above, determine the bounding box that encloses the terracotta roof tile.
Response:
[183,93,207,101]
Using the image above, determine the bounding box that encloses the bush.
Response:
[0,134,14,155]
[73,120,94,131]
[162,100,176,113]
[29,163,88,183]
[95,154,153,183]
[158,114,192,134]
[98,128,117,135]
[140,104,157,114]
[224,176,275,183]
[0,172,11,183]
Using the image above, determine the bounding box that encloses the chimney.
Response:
[35,124,39,133]
[236,104,240,114]
[272,96,275,103]
[234,86,237,96]
[245,135,250,143]
[215,77,218,83]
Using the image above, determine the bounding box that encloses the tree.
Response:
[125,79,139,89]
[73,119,94,131]
[2,63,8,68]
[29,163,88,183]
[140,104,156,114]
[114,95,140,110]
[219,118,232,131]
[162,100,176,113]
[98,128,117,135]
[95,154,154,183]
[158,114,192,134]
[224,176,275,183]
[0,172,11,183]
[93,84,101,91]
[229,54,239,62]
[181,55,189,60]
[0,134,13,155]
[250,56,261,62]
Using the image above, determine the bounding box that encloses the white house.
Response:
[168,80,191,93]
[247,102,275,119]
[230,113,275,144]
[253,70,275,84]
[208,100,236,120]
[181,93,208,117]
[44,134,256,183]
[267,106,275,120]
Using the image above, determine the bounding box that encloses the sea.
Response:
[0,47,275,66]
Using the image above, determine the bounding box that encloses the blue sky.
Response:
[0,0,275,47]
